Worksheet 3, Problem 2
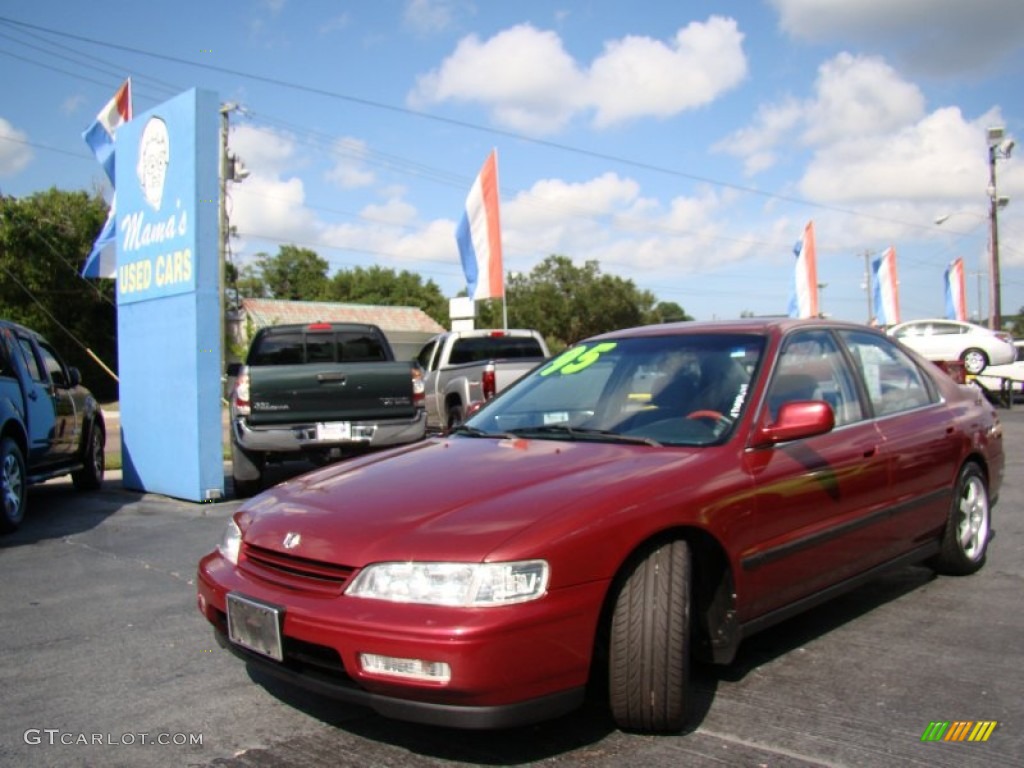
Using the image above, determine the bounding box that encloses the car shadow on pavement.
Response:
[243,665,619,764]
[714,564,936,684]
[230,566,937,763]
[0,480,129,546]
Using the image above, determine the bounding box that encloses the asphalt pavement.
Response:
[1,410,1023,767]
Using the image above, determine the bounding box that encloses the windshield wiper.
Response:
[448,424,516,439]
[507,424,661,447]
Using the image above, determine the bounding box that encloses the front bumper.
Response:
[196,551,604,729]
[232,410,426,454]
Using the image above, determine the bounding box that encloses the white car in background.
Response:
[888,319,1016,375]
[974,339,1024,398]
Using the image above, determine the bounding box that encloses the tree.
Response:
[253,245,330,300]
[477,255,689,350]
[1006,308,1024,339]
[229,260,268,301]
[326,265,449,327]
[645,301,692,324]
[0,189,118,401]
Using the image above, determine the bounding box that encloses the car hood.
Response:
[237,436,708,565]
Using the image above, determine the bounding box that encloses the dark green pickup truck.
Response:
[227,322,426,497]
[1,320,106,533]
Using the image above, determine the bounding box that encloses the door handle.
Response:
[316,372,346,383]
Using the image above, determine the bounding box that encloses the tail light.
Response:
[233,368,251,416]
[411,366,425,409]
[482,362,497,401]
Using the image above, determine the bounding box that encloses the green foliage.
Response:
[326,265,449,327]
[1006,309,1024,339]
[1,191,693,405]
[478,255,692,350]
[253,245,330,300]
[0,190,118,401]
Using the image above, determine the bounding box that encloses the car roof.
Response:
[0,319,44,340]
[586,317,877,342]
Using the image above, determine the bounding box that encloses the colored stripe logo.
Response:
[921,721,997,742]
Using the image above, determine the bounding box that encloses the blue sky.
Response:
[1,0,1023,325]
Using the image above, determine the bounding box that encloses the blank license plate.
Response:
[227,593,283,661]
[316,422,352,441]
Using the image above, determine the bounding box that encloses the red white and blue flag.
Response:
[81,79,132,278]
[945,258,967,321]
[788,221,819,318]
[872,246,901,326]
[456,149,504,301]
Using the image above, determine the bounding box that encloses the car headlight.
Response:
[218,519,242,565]
[346,560,549,606]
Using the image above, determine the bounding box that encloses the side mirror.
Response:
[66,367,82,388]
[752,401,834,448]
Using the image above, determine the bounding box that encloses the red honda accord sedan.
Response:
[197,318,1002,733]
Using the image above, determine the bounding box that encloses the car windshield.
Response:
[463,333,765,446]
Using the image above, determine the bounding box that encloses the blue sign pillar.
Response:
[114,89,223,501]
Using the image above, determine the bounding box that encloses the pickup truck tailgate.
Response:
[247,362,417,426]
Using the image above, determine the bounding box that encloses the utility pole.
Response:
[986,126,1014,330]
[219,103,247,387]
[862,250,874,325]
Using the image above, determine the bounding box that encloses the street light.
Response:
[987,125,1014,330]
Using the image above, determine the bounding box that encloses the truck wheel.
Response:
[1,437,27,534]
[231,441,264,499]
[72,422,105,491]
[447,403,464,430]
[608,538,691,733]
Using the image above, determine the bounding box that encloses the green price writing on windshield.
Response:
[540,342,617,376]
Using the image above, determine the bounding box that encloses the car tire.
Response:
[961,348,989,375]
[1,437,27,534]
[929,462,991,575]
[231,441,264,499]
[72,422,105,491]
[608,538,691,733]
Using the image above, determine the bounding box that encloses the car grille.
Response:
[240,543,354,595]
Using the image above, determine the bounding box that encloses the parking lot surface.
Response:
[2,412,1023,767]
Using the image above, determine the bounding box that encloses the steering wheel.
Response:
[685,409,734,436]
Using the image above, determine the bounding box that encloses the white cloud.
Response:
[716,50,994,208]
[227,124,317,246]
[719,53,925,175]
[497,172,760,277]
[799,107,985,204]
[409,19,747,134]
[359,198,417,227]
[403,0,459,36]
[770,0,1024,74]
[587,16,747,128]
[409,24,586,134]
[325,137,375,189]
[231,176,318,247]
[0,118,32,177]
[802,53,925,145]
[230,123,303,179]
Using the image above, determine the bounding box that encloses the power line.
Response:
[0,14,956,236]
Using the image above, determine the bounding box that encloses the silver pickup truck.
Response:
[415,329,550,431]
